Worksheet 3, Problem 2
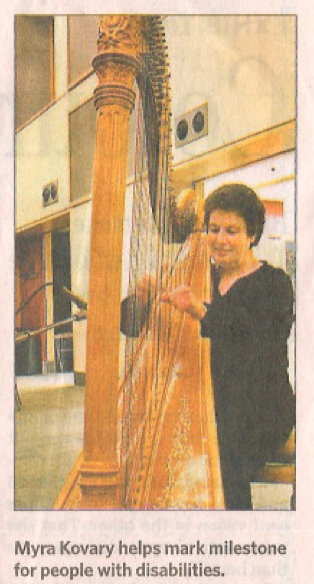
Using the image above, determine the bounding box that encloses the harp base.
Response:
[54,453,122,509]
[77,461,121,509]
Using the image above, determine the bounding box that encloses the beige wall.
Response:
[166,15,295,165]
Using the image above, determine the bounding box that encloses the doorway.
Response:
[15,234,45,375]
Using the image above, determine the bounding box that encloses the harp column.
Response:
[79,16,143,508]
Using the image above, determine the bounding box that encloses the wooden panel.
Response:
[255,464,295,484]
[172,120,295,194]
[17,235,44,333]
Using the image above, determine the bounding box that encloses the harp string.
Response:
[121,83,149,491]
[120,17,193,506]
[121,55,155,494]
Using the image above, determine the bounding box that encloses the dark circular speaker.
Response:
[42,187,50,204]
[176,119,188,141]
[192,111,205,133]
[51,183,58,200]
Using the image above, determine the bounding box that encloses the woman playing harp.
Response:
[123,183,295,510]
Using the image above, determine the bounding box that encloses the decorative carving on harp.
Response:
[55,15,224,509]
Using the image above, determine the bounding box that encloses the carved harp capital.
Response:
[98,15,143,54]
[93,15,144,111]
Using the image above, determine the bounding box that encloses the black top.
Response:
[200,262,295,479]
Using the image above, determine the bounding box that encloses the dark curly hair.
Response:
[204,183,266,247]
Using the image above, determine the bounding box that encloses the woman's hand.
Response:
[160,285,207,321]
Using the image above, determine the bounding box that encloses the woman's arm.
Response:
[160,286,207,320]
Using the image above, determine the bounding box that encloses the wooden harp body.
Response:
[55,15,224,509]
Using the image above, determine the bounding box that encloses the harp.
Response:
[55,15,224,509]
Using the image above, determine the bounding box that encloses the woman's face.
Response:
[208,210,255,271]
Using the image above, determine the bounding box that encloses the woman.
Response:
[160,183,295,510]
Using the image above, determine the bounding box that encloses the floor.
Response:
[15,385,84,510]
[14,385,293,511]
